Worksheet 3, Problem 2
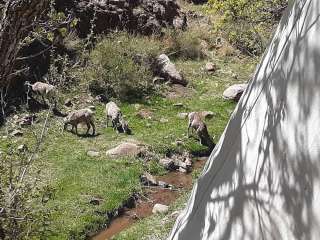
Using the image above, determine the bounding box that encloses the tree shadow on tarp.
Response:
[169,0,320,239]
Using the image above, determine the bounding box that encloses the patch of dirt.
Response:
[165,84,195,100]
[91,158,207,240]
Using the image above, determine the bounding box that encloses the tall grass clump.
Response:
[163,28,213,60]
[208,0,288,55]
[85,32,163,101]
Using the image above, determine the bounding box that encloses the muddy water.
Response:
[92,159,207,240]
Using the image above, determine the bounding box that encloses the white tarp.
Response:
[168,0,320,239]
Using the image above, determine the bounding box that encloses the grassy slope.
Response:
[0,2,258,239]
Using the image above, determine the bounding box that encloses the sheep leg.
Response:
[106,116,109,127]
[41,95,46,105]
[86,122,91,135]
[90,120,95,136]
[75,125,78,135]
[112,119,117,131]
[187,123,192,138]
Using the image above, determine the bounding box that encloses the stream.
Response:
[92,158,207,240]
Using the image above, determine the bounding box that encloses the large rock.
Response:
[155,54,188,86]
[152,203,169,214]
[223,83,248,101]
[55,0,187,38]
[106,142,144,158]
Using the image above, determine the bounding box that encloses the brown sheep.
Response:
[25,81,57,107]
[188,112,214,149]
[63,108,95,136]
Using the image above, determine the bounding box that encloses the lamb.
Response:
[25,81,57,107]
[63,108,95,136]
[105,101,130,134]
[188,112,214,149]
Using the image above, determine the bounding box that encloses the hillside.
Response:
[0,1,273,239]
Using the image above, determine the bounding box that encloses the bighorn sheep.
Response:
[63,108,95,136]
[25,81,57,107]
[188,112,214,149]
[105,101,130,134]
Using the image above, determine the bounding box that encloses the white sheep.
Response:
[105,101,130,134]
[25,81,57,107]
[188,112,214,149]
[63,108,95,136]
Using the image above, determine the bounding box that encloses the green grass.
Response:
[0,56,255,239]
[0,2,259,238]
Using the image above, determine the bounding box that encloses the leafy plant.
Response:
[208,0,288,55]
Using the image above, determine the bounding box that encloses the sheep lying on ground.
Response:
[63,108,95,136]
[105,101,130,134]
[25,81,57,107]
[188,112,214,149]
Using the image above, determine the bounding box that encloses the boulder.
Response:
[106,142,144,158]
[55,0,187,38]
[223,83,248,101]
[152,203,169,214]
[156,54,188,86]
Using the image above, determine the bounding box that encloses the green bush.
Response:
[208,0,288,55]
[85,33,163,101]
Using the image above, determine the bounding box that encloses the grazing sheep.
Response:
[63,108,95,136]
[25,81,57,107]
[188,112,214,149]
[105,101,130,134]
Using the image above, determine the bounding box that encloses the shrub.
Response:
[84,33,163,101]
[208,0,288,55]
[163,28,213,60]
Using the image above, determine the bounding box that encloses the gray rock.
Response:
[87,150,100,157]
[177,112,188,119]
[106,142,144,158]
[173,103,184,107]
[141,172,158,186]
[159,158,176,170]
[160,118,169,123]
[223,83,248,101]
[55,0,187,37]
[156,54,188,86]
[205,62,217,72]
[64,98,73,107]
[152,203,169,214]
[17,144,27,152]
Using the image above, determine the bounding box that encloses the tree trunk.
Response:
[0,0,49,88]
